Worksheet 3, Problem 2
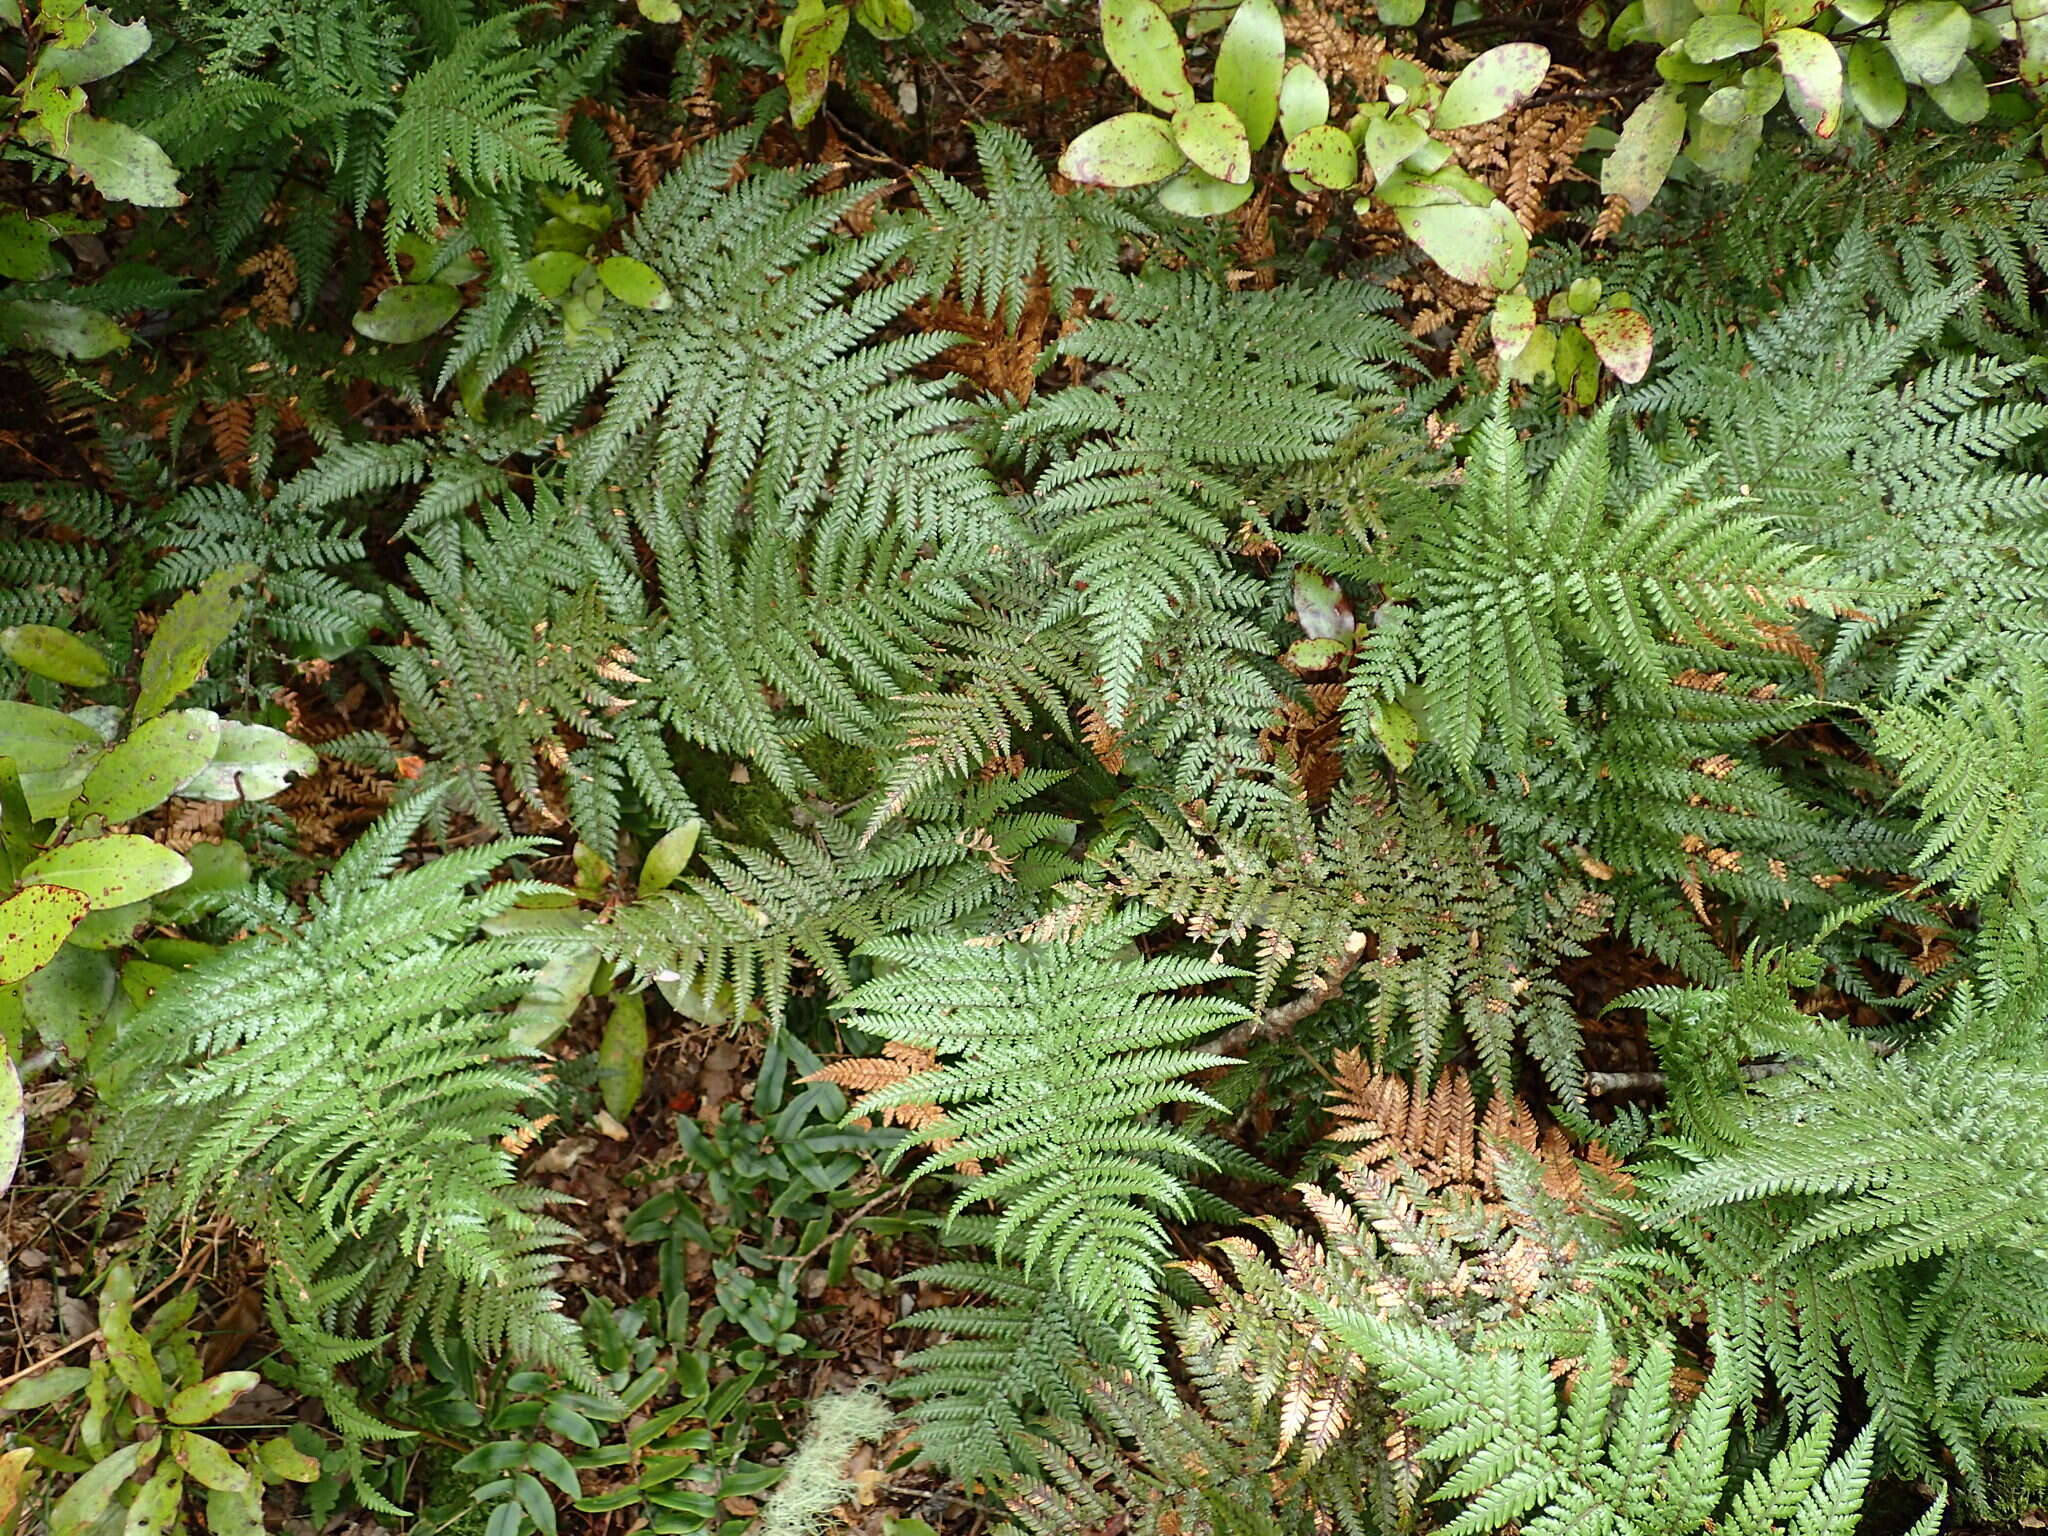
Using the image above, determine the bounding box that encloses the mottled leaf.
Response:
[1170,102,1251,182]
[352,281,462,343]
[1100,0,1194,112]
[69,710,223,824]
[1434,43,1549,130]
[1601,85,1685,212]
[1061,112,1185,186]
[0,886,88,984]
[1580,305,1655,382]
[21,834,191,910]
[173,721,317,802]
[1277,61,1330,139]
[135,565,254,721]
[59,116,182,206]
[1774,27,1842,136]
[1886,0,1971,83]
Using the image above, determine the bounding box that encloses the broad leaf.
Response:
[597,255,673,310]
[780,0,849,127]
[524,250,586,299]
[40,11,150,86]
[49,1438,148,1536]
[173,1432,251,1493]
[135,565,254,721]
[1925,55,1987,122]
[1283,123,1360,189]
[1214,0,1284,148]
[166,1371,262,1426]
[1277,61,1329,139]
[0,298,128,360]
[854,0,919,39]
[1580,305,1654,382]
[1490,292,1538,361]
[0,625,109,688]
[173,721,317,802]
[1361,112,1430,183]
[0,886,89,984]
[1681,12,1760,62]
[1773,27,1842,136]
[1845,39,1906,125]
[20,834,192,910]
[1171,102,1252,183]
[1061,113,1185,186]
[1434,43,1549,130]
[1886,0,1971,84]
[69,709,222,824]
[59,115,182,206]
[598,989,649,1121]
[1156,163,1256,214]
[1100,0,1194,112]
[352,281,462,343]
[637,820,702,896]
[1601,86,1686,212]
[0,1037,19,1196]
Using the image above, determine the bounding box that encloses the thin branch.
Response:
[1210,931,1371,1059]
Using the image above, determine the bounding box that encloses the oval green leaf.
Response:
[1060,112,1185,187]
[596,255,673,311]
[1282,123,1359,190]
[40,11,150,86]
[524,250,586,300]
[1846,38,1907,125]
[0,1037,18,1197]
[1580,304,1654,382]
[49,1438,145,1536]
[1100,0,1193,113]
[352,281,462,343]
[780,0,848,127]
[637,819,702,896]
[167,1371,262,1426]
[255,1437,321,1484]
[121,1461,182,1536]
[1171,101,1252,184]
[69,709,222,824]
[1773,27,1842,136]
[0,296,129,361]
[1,625,111,688]
[1924,54,1987,122]
[1155,163,1257,215]
[0,885,88,984]
[1434,42,1549,130]
[1214,0,1284,149]
[21,834,192,911]
[1682,12,1761,62]
[172,722,317,802]
[598,989,649,1122]
[0,703,105,777]
[1886,0,1971,84]
[1278,61,1330,139]
[854,0,919,39]
[1392,197,1529,289]
[173,1431,251,1493]
[135,565,254,721]
[59,115,183,207]
[1360,111,1430,184]
[1600,85,1686,213]
[1490,291,1538,361]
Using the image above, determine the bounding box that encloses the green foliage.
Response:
[838,908,1247,1387]
[91,791,595,1448]
[0,1263,320,1536]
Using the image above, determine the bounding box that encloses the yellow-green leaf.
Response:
[637,820,702,896]
[1277,61,1329,139]
[596,255,673,311]
[1283,122,1360,189]
[1060,113,1185,187]
[1434,42,1549,130]
[1,625,111,688]
[1600,85,1685,212]
[173,1431,251,1493]
[59,116,183,206]
[1886,0,1971,84]
[1773,27,1841,136]
[1100,0,1193,112]
[1156,163,1256,215]
[0,885,89,985]
[69,710,222,824]
[351,281,461,343]
[1170,102,1251,183]
[135,567,255,722]
[1580,304,1654,382]
[21,835,191,911]
[49,1437,146,1536]
[1846,38,1906,125]
[166,1371,261,1426]
[1213,0,1283,149]
[598,989,649,1122]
